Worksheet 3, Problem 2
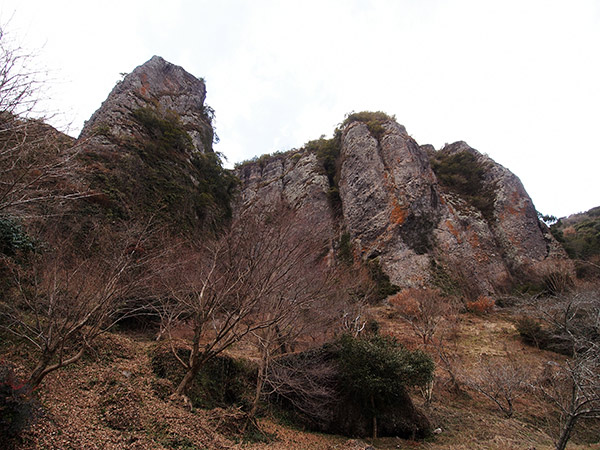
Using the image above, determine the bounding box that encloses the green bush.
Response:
[133,107,195,155]
[305,133,343,214]
[337,232,353,266]
[550,214,600,262]
[368,258,400,301]
[267,336,432,438]
[337,334,434,406]
[341,111,396,141]
[430,150,496,221]
[151,348,253,409]
[336,334,433,438]
[0,216,35,257]
[88,107,237,232]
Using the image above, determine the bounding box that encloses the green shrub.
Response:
[337,232,353,266]
[305,133,343,214]
[550,213,600,262]
[0,216,35,257]
[87,107,237,232]
[430,149,496,221]
[337,334,433,438]
[267,337,432,439]
[341,111,396,141]
[367,258,399,301]
[151,348,253,409]
[133,107,195,155]
[429,259,461,297]
[337,334,434,403]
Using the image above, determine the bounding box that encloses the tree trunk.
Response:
[175,326,202,396]
[27,345,86,388]
[28,352,54,388]
[249,359,266,420]
[175,365,198,397]
[555,414,576,450]
[244,353,267,434]
[371,395,377,440]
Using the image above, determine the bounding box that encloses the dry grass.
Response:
[5,305,600,450]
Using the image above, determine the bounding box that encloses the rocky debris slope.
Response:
[237,114,569,295]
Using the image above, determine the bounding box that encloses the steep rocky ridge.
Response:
[80,55,213,153]
[74,56,234,231]
[66,54,567,295]
[237,114,569,295]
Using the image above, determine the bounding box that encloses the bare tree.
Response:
[264,349,339,423]
[533,349,600,450]
[536,289,599,357]
[0,25,43,118]
[243,210,339,426]
[389,287,454,348]
[463,354,530,418]
[0,24,90,216]
[528,289,600,450]
[157,205,334,400]
[389,287,459,402]
[0,222,155,388]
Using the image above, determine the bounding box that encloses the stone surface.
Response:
[236,151,336,237]
[238,117,570,295]
[80,55,213,154]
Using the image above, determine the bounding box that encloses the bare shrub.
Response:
[526,288,600,449]
[0,222,156,388]
[389,287,455,347]
[465,295,495,315]
[532,348,600,450]
[463,355,530,418]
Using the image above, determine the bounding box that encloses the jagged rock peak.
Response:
[236,112,571,295]
[80,55,213,153]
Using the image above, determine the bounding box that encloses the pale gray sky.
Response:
[1,0,598,218]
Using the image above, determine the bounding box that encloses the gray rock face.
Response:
[339,121,440,288]
[78,55,567,295]
[74,56,228,229]
[236,151,335,235]
[80,55,213,154]
[238,118,569,295]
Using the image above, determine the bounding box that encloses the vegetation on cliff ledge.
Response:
[430,148,496,221]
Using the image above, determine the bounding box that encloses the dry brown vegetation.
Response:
[1,294,598,450]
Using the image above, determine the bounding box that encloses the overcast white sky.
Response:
[1,0,598,218]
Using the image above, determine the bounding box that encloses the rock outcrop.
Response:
[80,55,213,153]
[75,56,234,230]
[237,114,569,295]
[73,55,567,295]
[236,151,335,234]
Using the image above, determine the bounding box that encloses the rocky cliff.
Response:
[237,112,568,295]
[73,57,567,295]
[80,55,213,153]
[76,56,235,230]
